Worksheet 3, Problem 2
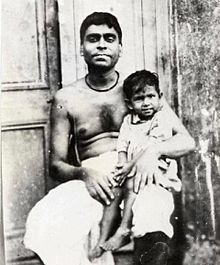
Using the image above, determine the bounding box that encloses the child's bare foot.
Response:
[88,244,105,261]
[101,227,131,252]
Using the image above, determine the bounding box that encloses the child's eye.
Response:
[134,96,144,101]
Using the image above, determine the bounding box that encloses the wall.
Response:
[173,0,220,263]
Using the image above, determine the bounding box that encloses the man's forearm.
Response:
[153,133,196,158]
[50,160,85,182]
[122,132,195,170]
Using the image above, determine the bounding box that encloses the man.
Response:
[24,12,195,265]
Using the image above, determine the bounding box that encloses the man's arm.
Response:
[50,90,82,182]
[153,104,195,158]
[50,90,115,204]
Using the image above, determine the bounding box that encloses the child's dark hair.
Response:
[80,12,122,45]
[123,70,160,100]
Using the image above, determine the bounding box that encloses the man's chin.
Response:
[88,64,114,72]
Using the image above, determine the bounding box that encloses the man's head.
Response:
[80,12,122,45]
[123,70,162,120]
[80,12,123,71]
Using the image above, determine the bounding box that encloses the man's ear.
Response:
[80,46,84,56]
[119,44,123,57]
[125,99,133,110]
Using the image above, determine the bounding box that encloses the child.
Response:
[89,70,183,261]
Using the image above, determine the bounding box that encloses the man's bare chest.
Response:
[67,92,127,139]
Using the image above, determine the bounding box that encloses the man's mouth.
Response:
[92,54,111,58]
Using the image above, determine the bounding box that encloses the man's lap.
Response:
[24,151,119,265]
[24,152,175,264]
[24,180,105,264]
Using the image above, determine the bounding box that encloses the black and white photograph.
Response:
[1,0,220,264]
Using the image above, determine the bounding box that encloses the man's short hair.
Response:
[80,12,122,44]
[123,70,160,100]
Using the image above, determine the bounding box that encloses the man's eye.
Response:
[105,35,116,42]
[87,36,98,42]
[106,37,115,42]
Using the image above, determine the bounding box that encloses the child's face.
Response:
[128,85,161,120]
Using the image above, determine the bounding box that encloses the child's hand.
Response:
[107,172,119,188]
[114,162,136,186]
[112,163,123,184]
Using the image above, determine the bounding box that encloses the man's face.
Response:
[81,24,122,70]
[129,85,161,120]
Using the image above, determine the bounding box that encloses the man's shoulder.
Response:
[158,98,182,127]
[122,113,132,125]
[159,98,175,117]
[53,79,84,102]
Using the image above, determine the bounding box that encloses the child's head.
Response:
[123,70,162,120]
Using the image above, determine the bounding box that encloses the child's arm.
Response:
[118,151,128,165]
[114,151,127,185]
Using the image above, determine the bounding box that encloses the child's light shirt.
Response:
[117,103,182,192]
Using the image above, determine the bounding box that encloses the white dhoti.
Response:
[132,185,175,238]
[24,151,177,265]
[24,152,118,265]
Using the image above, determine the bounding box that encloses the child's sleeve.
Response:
[117,115,131,154]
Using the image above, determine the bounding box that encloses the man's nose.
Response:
[97,37,107,49]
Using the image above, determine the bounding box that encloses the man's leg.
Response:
[133,231,170,265]
[132,186,175,265]
[24,181,105,265]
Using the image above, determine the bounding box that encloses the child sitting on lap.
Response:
[89,70,182,261]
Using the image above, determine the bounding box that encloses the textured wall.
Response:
[174,0,220,263]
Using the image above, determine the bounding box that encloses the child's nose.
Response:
[143,97,150,105]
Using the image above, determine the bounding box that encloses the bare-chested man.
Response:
[24,12,195,265]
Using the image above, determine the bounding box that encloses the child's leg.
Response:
[102,178,137,251]
[99,187,123,244]
[88,187,123,261]
[119,177,137,230]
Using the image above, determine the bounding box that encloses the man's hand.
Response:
[133,146,160,193]
[83,167,117,205]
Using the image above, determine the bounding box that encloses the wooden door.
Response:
[1,0,60,264]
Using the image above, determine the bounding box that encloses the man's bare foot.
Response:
[88,244,105,261]
[101,227,131,252]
